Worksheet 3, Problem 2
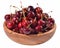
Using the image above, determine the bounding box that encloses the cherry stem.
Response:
[27,24,31,28]
[10,5,20,10]
[10,5,13,21]
[41,14,43,20]
[22,9,26,19]
[34,17,36,21]
[20,1,26,19]
[27,17,36,28]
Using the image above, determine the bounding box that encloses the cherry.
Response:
[6,21,14,29]
[19,28,24,34]
[23,8,27,13]
[42,13,49,21]
[23,28,31,35]
[45,21,53,31]
[48,18,54,24]
[4,14,10,21]
[16,11,22,17]
[19,28,31,34]
[35,25,42,32]
[27,11,35,18]
[22,21,28,27]
[36,13,41,20]
[28,27,35,34]
[27,6,34,11]
[12,17,19,24]
[30,18,37,28]
[13,27,19,32]
[43,13,49,17]
[38,20,45,26]
[18,22,22,28]
[35,7,43,13]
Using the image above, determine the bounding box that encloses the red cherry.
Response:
[35,25,42,32]
[7,21,14,29]
[19,28,24,34]
[30,19,37,28]
[22,17,27,22]
[27,6,34,11]
[23,28,31,34]
[13,27,19,32]
[22,21,28,27]
[16,11,22,17]
[43,13,49,17]
[16,11,20,16]
[19,28,31,34]
[21,17,29,27]
[48,18,54,24]
[36,13,41,20]
[27,11,35,18]
[4,14,10,21]
[12,17,19,24]
[23,8,27,13]
[18,22,22,28]
[38,20,45,26]
[35,7,43,13]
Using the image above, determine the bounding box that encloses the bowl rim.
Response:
[3,22,56,37]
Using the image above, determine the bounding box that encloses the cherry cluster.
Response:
[4,6,55,34]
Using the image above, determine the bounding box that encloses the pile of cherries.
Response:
[4,6,55,35]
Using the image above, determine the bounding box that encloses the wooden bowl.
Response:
[3,22,56,45]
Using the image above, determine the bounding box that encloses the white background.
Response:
[0,0,60,48]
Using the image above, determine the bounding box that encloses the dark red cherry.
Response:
[23,8,27,13]
[4,14,10,21]
[16,11,22,17]
[22,21,28,27]
[35,7,43,13]
[43,13,49,17]
[23,28,31,34]
[36,13,41,20]
[42,13,49,21]
[27,6,34,11]
[48,18,54,24]
[38,20,45,26]
[35,25,42,32]
[30,18,37,28]
[20,28,31,34]
[23,8,28,16]
[12,17,19,24]
[18,22,22,28]
[22,17,28,27]
[46,22,53,30]
[19,28,24,34]
[13,27,19,32]
[27,11,35,18]
[22,17,27,22]
[7,21,14,29]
